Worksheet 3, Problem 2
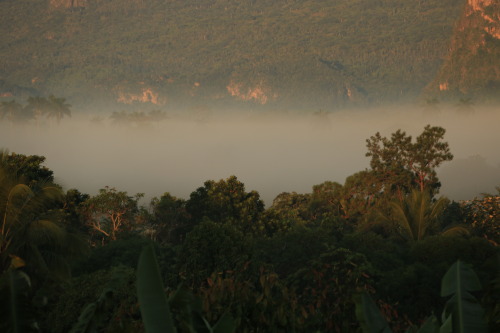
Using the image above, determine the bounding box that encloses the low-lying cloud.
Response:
[1,106,499,205]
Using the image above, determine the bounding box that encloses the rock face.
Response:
[427,0,500,101]
[50,0,89,9]
[226,80,276,105]
[115,87,166,105]
[466,0,500,39]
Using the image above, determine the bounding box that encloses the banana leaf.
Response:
[440,260,487,333]
[0,269,37,333]
[137,245,176,333]
[355,292,393,333]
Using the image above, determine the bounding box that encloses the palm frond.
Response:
[27,220,66,247]
[377,189,450,242]
[441,225,470,237]
[416,190,427,240]
[390,200,414,241]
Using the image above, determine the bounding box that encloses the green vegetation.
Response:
[0,95,72,125]
[1,124,499,332]
[427,0,500,103]
[137,245,237,333]
[0,0,469,110]
[355,260,488,332]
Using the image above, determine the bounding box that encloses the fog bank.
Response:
[1,106,499,205]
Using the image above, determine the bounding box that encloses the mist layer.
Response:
[1,106,499,204]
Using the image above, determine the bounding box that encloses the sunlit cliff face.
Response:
[226,81,276,104]
[467,0,500,39]
[116,87,166,105]
[468,0,494,15]
[430,0,500,98]
[50,0,89,9]
[1,106,499,205]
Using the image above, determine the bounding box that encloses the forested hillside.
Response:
[427,0,500,102]
[0,0,470,111]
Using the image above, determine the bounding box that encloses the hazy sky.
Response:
[1,106,499,205]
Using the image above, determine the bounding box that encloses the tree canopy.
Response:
[79,187,144,244]
[366,125,453,197]
[186,175,265,234]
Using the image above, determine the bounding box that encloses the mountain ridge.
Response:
[426,0,500,101]
[1,0,496,111]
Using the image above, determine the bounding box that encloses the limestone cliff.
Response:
[50,0,89,8]
[427,0,500,101]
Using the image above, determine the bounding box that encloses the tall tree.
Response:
[45,95,71,124]
[0,157,86,281]
[26,96,49,126]
[263,191,311,235]
[310,181,345,220]
[0,100,31,123]
[0,151,54,187]
[366,125,453,197]
[80,187,144,244]
[148,192,190,244]
[341,170,383,220]
[411,126,454,192]
[186,176,265,234]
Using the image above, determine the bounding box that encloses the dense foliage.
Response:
[0,95,71,125]
[0,125,499,332]
[427,0,500,103]
[0,0,468,111]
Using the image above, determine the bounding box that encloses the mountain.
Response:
[1,0,491,112]
[426,0,500,103]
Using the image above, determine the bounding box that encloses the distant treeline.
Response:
[0,95,71,123]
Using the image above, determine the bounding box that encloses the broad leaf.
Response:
[440,260,487,333]
[69,303,97,333]
[211,312,237,333]
[0,269,36,333]
[355,292,393,333]
[441,261,482,297]
[415,315,440,333]
[137,245,176,333]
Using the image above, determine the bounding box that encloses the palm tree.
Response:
[45,95,71,124]
[378,190,467,242]
[0,154,85,280]
[26,96,49,126]
[0,152,88,333]
[0,100,30,124]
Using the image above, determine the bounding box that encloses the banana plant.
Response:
[137,244,176,333]
[136,244,237,333]
[0,268,39,333]
[354,292,392,333]
[355,260,488,333]
[439,260,488,333]
[69,288,114,333]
